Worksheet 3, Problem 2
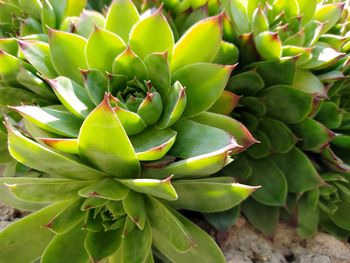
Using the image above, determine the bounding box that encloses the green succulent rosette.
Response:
[158,0,350,238]
[0,1,258,262]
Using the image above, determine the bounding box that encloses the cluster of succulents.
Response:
[0,0,259,262]
[1,0,350,262]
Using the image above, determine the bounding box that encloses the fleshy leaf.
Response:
[261,85,314,123]
[85,228,123,262]
[0,201,69,263]
[130,7,174,59]
[114,106,147,136]
[191,111,256,153]
[2,178,92,203]
[171,178,256,212]
[170,15,223,72]
[11,106,82,137]
[105,0,140,42]
[120,176,178,201]
[203,206,240,231]
[226,69,264,96]
[48,77,95,119]
[314,3,344,34]
[172,63,234,117]
[112,47,148,80]
[130,127,177,161]
[144,52,171,98]
[151,204,226,263]
[143,119,236,178]
[122,191,146,229]
[40,138,78,154]
[293,69,327,97]
[242,198,279,235]
[329,202,350,230]
[78,94,140,178]
[247,157,287,206]
[146,197,193,252]
[79,178,129,201]
[157,81,186,129]
[49,29,87,84]
[46,198,85,234]
[208,90,240,115]
[81,69,108,106]
[18,40,57,78]
[271,147,323,193]
[110,219,152,263]
[86,27,126,72]
[42,223,89,263]
[254,31,282,60]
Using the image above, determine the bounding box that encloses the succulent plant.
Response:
[0,0,258,262]
[158,0,350,239]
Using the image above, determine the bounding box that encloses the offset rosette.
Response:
[0,1,257,262]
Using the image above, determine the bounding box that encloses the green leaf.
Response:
[293,69,327,97]
[261,85,314,123]
[151,205,226,263]
[258,117,297,154]
[42,223,89,263]
[301,45,345,70]
[86,27,126,73]
[329,202,350,230]
[137,91,163,126]
[208,90,239,116]
[253,58,296,86]
[130,8,174,59]
[319,211,350,240]
[297,191,319,238]
[203,206,240,231]
[120,176,178,201]
[105,0,140,42]
[16,68,56,100]
[170,15,222,72]
[271,147,323,193]
[226,69,264,96]
[290,118,334,151]
[252,7,269,34]
[157,81,186,129]
[114,106,147,136]
[144,52,171,98]
[40,138,79,154]
[78,94,140,178]
[246,130,270,159]
[143,119,236,178]
[122,191,146,229]
[18,40,57,78]
[130,127,177,161]
[247,157,287,206]
[273,0,299,19]
[2,178,92,203]
[0,201,69,263]
[78,178,129,201]
[11,106,82,137]
[171,178,256,212]
[48,77,95,119]
[0,50,21,85]
[228,0,250,34]
[172,63,233,117]
[81,69,108,106]
[314,3,344,34]
[110,219,152,263]
[112,47,148,80]
[242,198,279,235]
[254,31,282,60]
[41,0,56,33]
[297,0,317,25]
[6,122,106,180]
[49,29,87,84]
[85,228,123,262]
[46,198,85,234]
[146,197,193,252]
